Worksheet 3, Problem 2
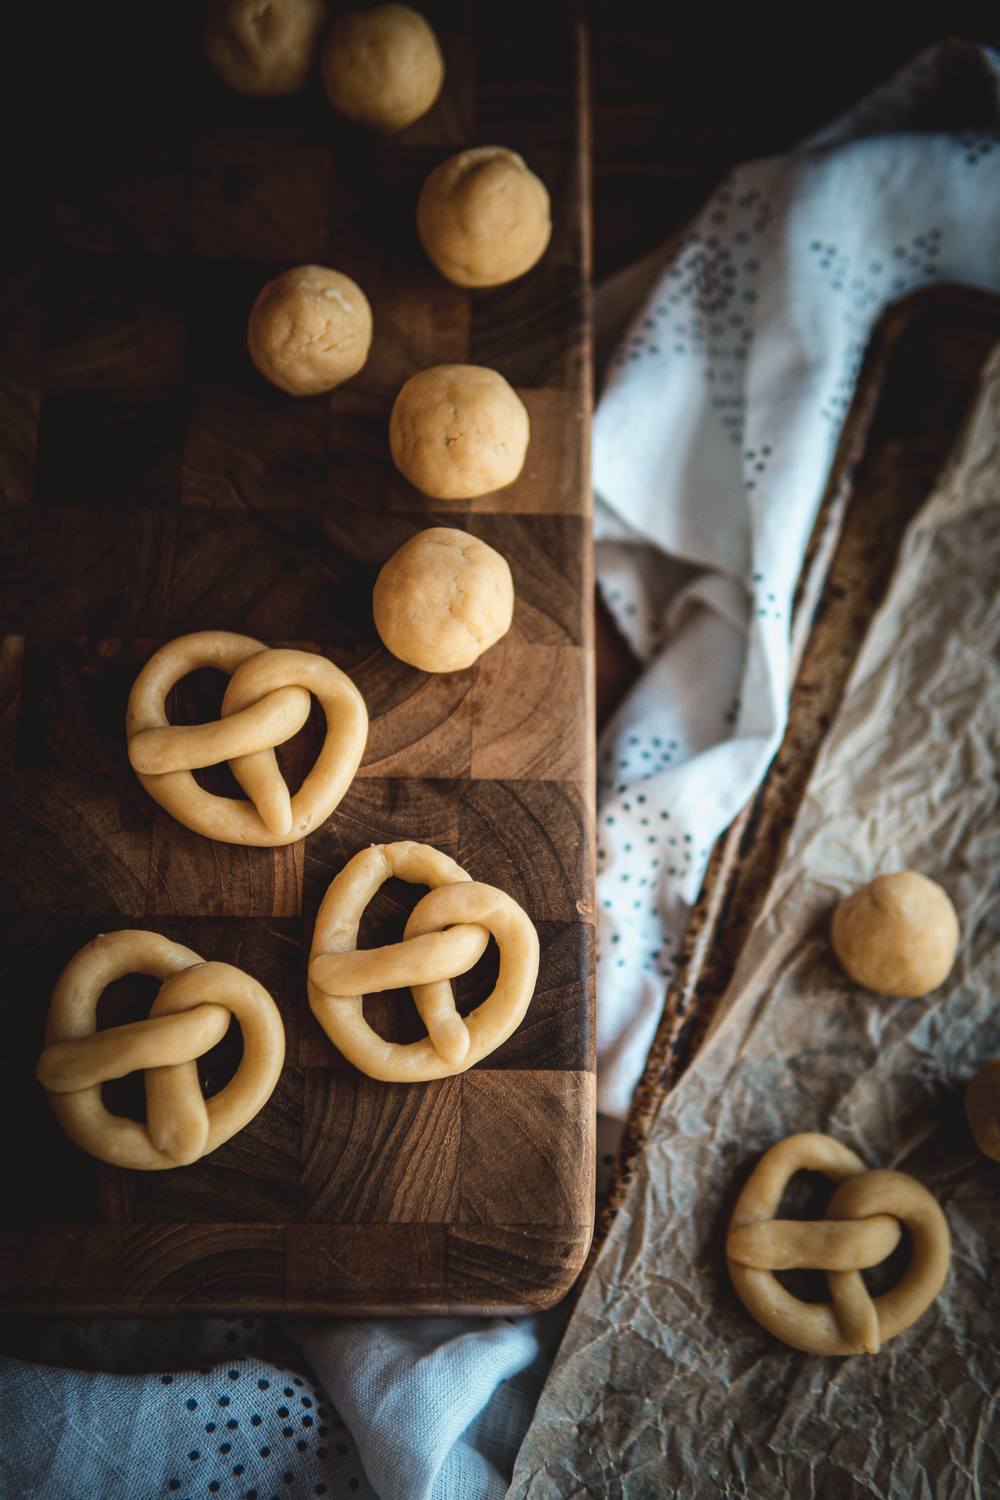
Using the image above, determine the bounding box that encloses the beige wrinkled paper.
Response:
[510,345,1000,1499]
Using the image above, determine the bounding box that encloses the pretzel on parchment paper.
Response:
[307,841,539,1082]
[126,631,368,846]
[726,1132,951,1355]
[36,930,285,1170]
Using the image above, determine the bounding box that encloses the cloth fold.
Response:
[0,1312,561,1500]
[0,1319,375,1500]
[295,1313,562,1500]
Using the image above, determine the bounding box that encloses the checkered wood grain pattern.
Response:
[0,0,595,1315]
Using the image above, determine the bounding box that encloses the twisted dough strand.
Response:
[126,631,368,845]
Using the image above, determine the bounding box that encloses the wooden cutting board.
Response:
[0,0,595,1315]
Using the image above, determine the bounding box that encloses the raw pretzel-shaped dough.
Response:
[964,1058,1000,1160]
[36,930,285,1170]
[308,841,539,1081]
[126,631,368,846]
[726,1132,950,1355]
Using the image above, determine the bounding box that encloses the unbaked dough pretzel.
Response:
[36,930,285,1170]
[307,841,539,1081]
[126,631,368,846]
[726,1132,951,1355]
[964,1058,1000,1160]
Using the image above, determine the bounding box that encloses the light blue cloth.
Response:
[295,1312,566,1500]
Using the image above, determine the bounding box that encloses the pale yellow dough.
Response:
[831,870,959,998]
[204,0,327,96]
[247,265,373,396]
[416,146,551,287]
[320,4,444,133]
[965,1058,1000,1161]
[389,364,529,499]
[726,1133,951,1356]
[308,842,539,1082]
[36,931,285,1171]
[372,527,514,672]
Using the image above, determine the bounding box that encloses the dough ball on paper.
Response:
[247,265,373,396]
[831,871,960,998]
[416,146,551,287]
[389,364,530,500]
[320,4,444,132]
[204,0,327,95]
[373,527,514,672]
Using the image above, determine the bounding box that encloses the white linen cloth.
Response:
[592,35,1000,1120]
[4,36,1000,1500]
[0,1311,561,1499]
[294,1312,564,1500]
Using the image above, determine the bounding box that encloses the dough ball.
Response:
[965,1058,1000,1161]
[373,527,514,672]
[204,0,327,96]
[320,4,444,133]
[389,365,530,500]
[831,871,960,998]
[416,146,551,287]
[247,265,373,396]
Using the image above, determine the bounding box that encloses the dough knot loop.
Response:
[726,1132,951,1355]
[127,631,368,846]
[37,930,285,1170]
[308,841,539,1081]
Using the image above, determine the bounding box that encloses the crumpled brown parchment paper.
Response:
[509,346,1000,1499]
